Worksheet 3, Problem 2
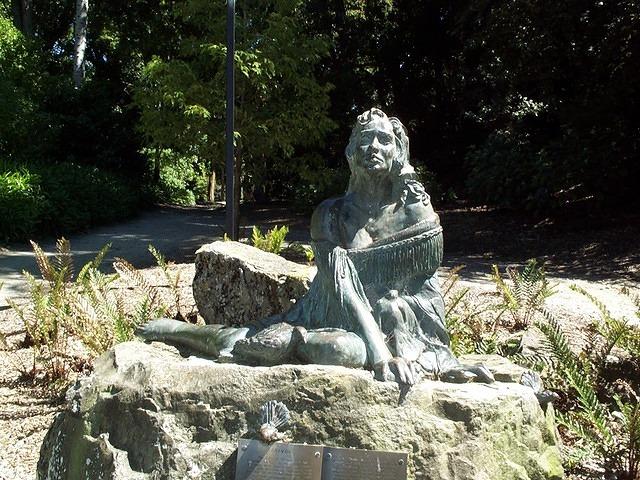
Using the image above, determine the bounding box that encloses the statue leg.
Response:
[136,318,249,358]
[295,328,367,369]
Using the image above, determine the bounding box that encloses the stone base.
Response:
[38,342,563,480]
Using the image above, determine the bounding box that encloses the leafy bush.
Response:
[251,225,289,254]
[0,161,141,242]
[0,165,44,240]
[0,11,42,157]
[293,156,349,209]
[465,131,559,211]
[146,149,209,206]
[446,262,640,478]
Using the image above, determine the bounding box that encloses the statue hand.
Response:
[374,357,417,386]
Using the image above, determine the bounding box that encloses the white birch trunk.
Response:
[73,0,89,88]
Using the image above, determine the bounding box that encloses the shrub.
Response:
[0,161,141,242]
[0,165,44,241]
[145,149,209,206]
[465,130,557,211]
[536,291,640,479]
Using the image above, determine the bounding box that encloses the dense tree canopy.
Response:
[1,0,638,214]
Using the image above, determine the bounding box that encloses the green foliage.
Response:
[492,260,555,330]
[146,149,209,206]
[281,242,315,264]
[447,261,639,476]
[133,0,335,201]
[0,11,42,157]
[7,239,178,388]
[0,165,44,240]
[291,155,349,209]
[465,131,555,211]
[8,238,79,386]
[251,225,289,254]
[0,161,141,242]
[457,0,640,210]
[535,289,640,478]
[148,244,185,322]
[443,265,505,356]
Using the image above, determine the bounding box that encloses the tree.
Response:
[11,0,31,36]
[73,0,88,87]
[134,0,335,203]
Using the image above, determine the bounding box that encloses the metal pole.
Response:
[225,0,238,240]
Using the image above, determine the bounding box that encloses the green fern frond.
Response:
[535,307,580,372]
[113,258,158,304]
[510,352,553,371]
[492,264,518,310]
[571,285,613,322]
[30,240,55,282]
[442,265,465,297]
[78,243,111,282]
[251,225,289,254]
[557,410,603,449]
[251,225,264,249]
[148,244,183,320]
[53,237,73,283]
[445,287,470,319]
[148,244,167,269]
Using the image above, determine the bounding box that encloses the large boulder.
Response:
[192,241,315,325]
[38,342,563,480]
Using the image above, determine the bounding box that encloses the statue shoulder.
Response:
[310,197,343,242]
[401,179,440,224]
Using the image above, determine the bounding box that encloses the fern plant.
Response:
[492,259,555,330]
[443,265,505,356]
[251,225,289,254]
[8,238,77,383]
[535,289,640,479]
[148,244,185,321]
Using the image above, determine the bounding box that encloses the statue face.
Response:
[355,117,396,174]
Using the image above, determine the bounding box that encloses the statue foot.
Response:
[440,364,495,384]
[136,318,184,342]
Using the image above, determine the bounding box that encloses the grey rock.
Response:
[192,241,315,325]
[38,342,563,480]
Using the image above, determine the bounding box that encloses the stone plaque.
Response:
[322,446,407,480]
[236,439,322,480]
[235,440,407,480]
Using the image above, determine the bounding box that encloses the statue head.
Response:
[345,108,412,183]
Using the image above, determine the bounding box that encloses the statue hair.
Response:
[344,108,417,196]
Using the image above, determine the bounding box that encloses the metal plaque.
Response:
[321,446,407,480]
[236,439,322,480]
[235,440,407,480]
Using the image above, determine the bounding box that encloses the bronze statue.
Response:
[138,108,493,385]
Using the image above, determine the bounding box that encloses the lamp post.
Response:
[225,0,239,240]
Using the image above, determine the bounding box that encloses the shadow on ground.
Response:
[441,205,640,283]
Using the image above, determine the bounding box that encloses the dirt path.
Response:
[2,202,638,318]
[0,203,310,306]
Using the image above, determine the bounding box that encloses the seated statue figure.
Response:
[138,108,492,385]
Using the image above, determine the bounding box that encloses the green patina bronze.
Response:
[138,108,493,385]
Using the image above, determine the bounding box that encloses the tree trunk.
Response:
[73,0,89,88]
[12,0,32,36]
[153,148,161,184]
[207,165,216,203]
